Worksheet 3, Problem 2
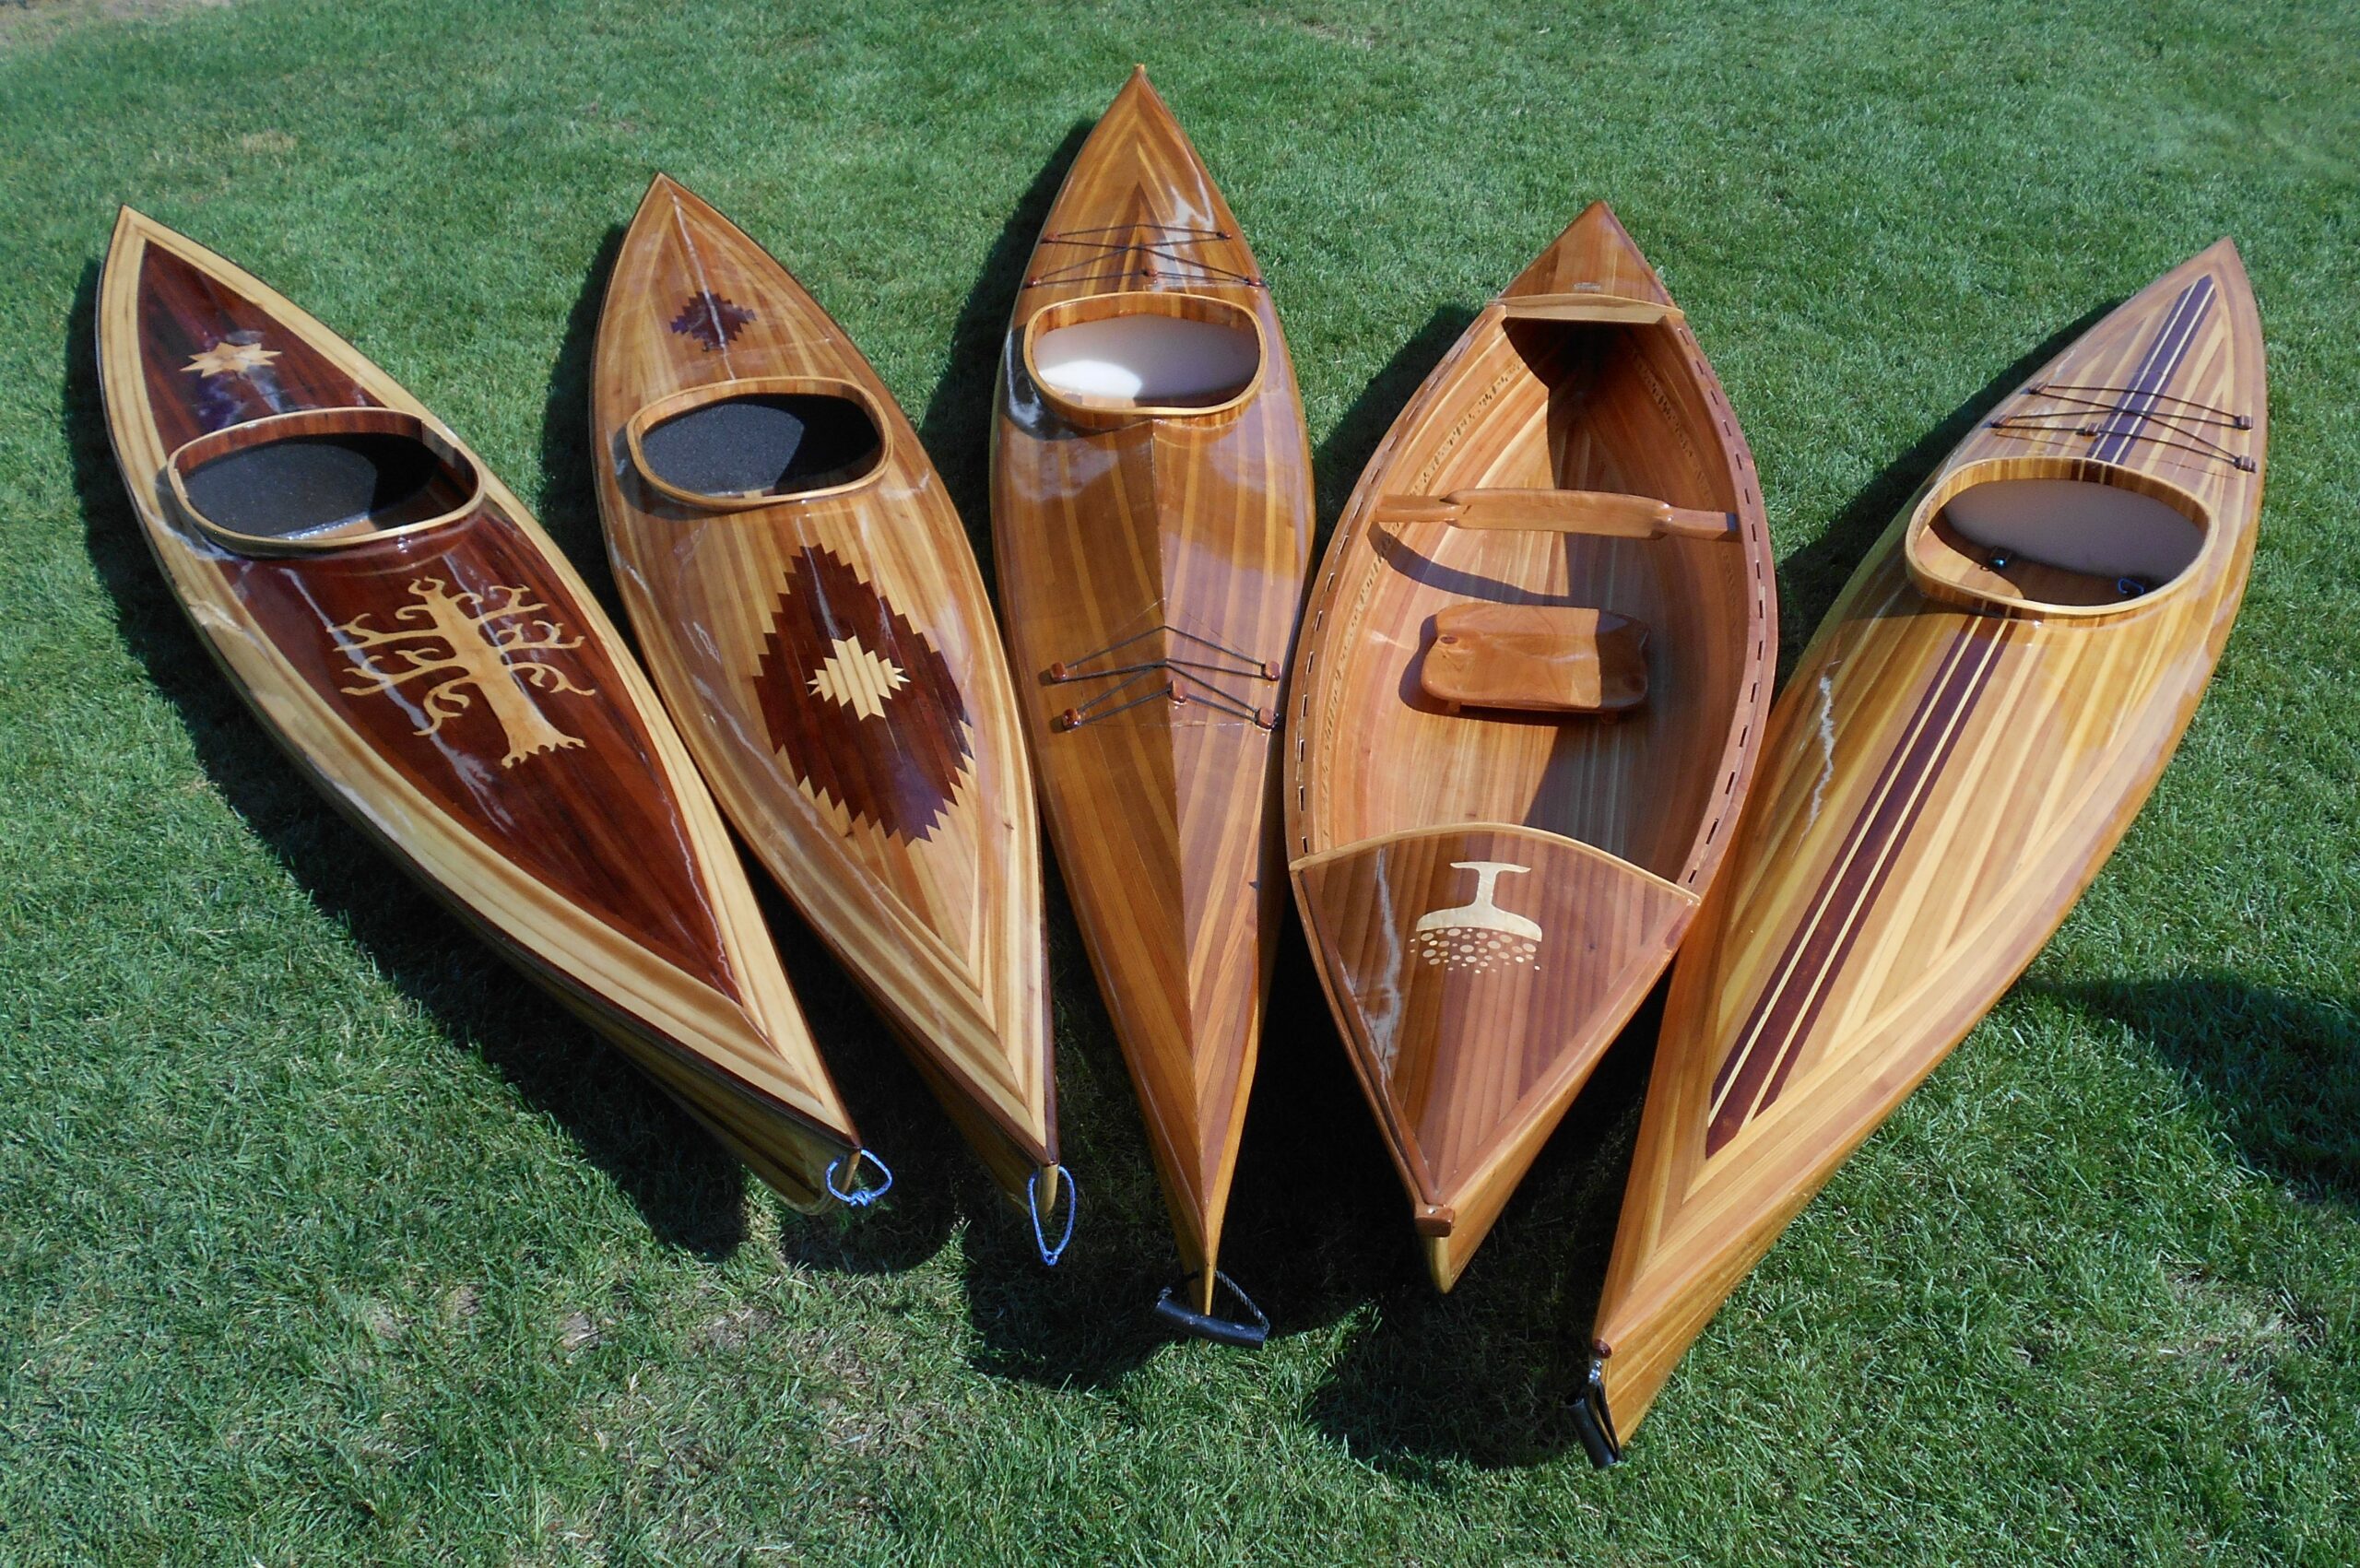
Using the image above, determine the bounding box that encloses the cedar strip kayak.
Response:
[992,68,1313,1336]
[98,209,879,1212]
[1583,240,2267,1462]
[591,176,1063,1234]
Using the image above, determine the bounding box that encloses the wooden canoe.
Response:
[1285,204,1778,1292]
[97,209,882,1213]
[1582,241,2267,1461]
[992,68,1312,1334]
[589,175,1064,1237]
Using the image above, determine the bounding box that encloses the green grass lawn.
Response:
[3,0,2355,1561]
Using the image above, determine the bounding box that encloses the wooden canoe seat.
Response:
[1377,488,1737,541]
[1422,605,1649,715]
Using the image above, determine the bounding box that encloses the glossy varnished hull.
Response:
[98,210,864,1209]
[1286,206,1777,1290]
[591,176,1056,1208]
[1587,242,2268,1453]
[991,70,1313,1314]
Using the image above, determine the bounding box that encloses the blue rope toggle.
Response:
[1028,1165,1078,1267]
[824,1149,894,1208]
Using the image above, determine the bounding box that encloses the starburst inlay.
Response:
[807,636,907,720]
[183,338,280,378]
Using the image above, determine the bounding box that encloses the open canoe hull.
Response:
[1586,240,2268,1457]
[1286,205,1777,1291]
[98,210,866,1211]
[991,69,1313,1322]
[590,176,1059,1215]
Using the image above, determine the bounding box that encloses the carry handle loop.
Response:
[1570,1355,1624,1468]
[824,1149,894,1208]
[1028,1165,1078,1267]
[1151,1270,1270,1348]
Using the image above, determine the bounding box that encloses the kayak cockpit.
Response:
[1022,290,1264,425]
[166,407,482,556]
[1906,457,2213,616]
[622,376,886,511]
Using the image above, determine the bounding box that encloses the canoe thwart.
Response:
[1377,488,1737,541]
[1498,290,1685,327]
[1422,605,1649,715]
[1151,1269,1270,1348]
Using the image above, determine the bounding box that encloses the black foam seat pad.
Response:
[638,394,881,499]
[182,432,468,539]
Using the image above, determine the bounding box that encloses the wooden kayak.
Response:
[992,68,1312,1337]
[1581,241,2267,1462]
[97,209,884,1213]
[1286,204,1777,1292]
[589,176,1065,1244]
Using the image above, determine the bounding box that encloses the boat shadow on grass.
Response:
[533,221,631,623]
[914,120,1092,588]
[1298,984,1666,1476]
[1312,305,1479,545]
[1771,301,2114,681]
[2046,975,2360,1211]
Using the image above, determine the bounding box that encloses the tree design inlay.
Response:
[334,577,597,767]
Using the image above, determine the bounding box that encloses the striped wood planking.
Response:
[991,68,1314,1320]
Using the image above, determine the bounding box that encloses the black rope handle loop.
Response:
[1151,1270,1269,1348]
